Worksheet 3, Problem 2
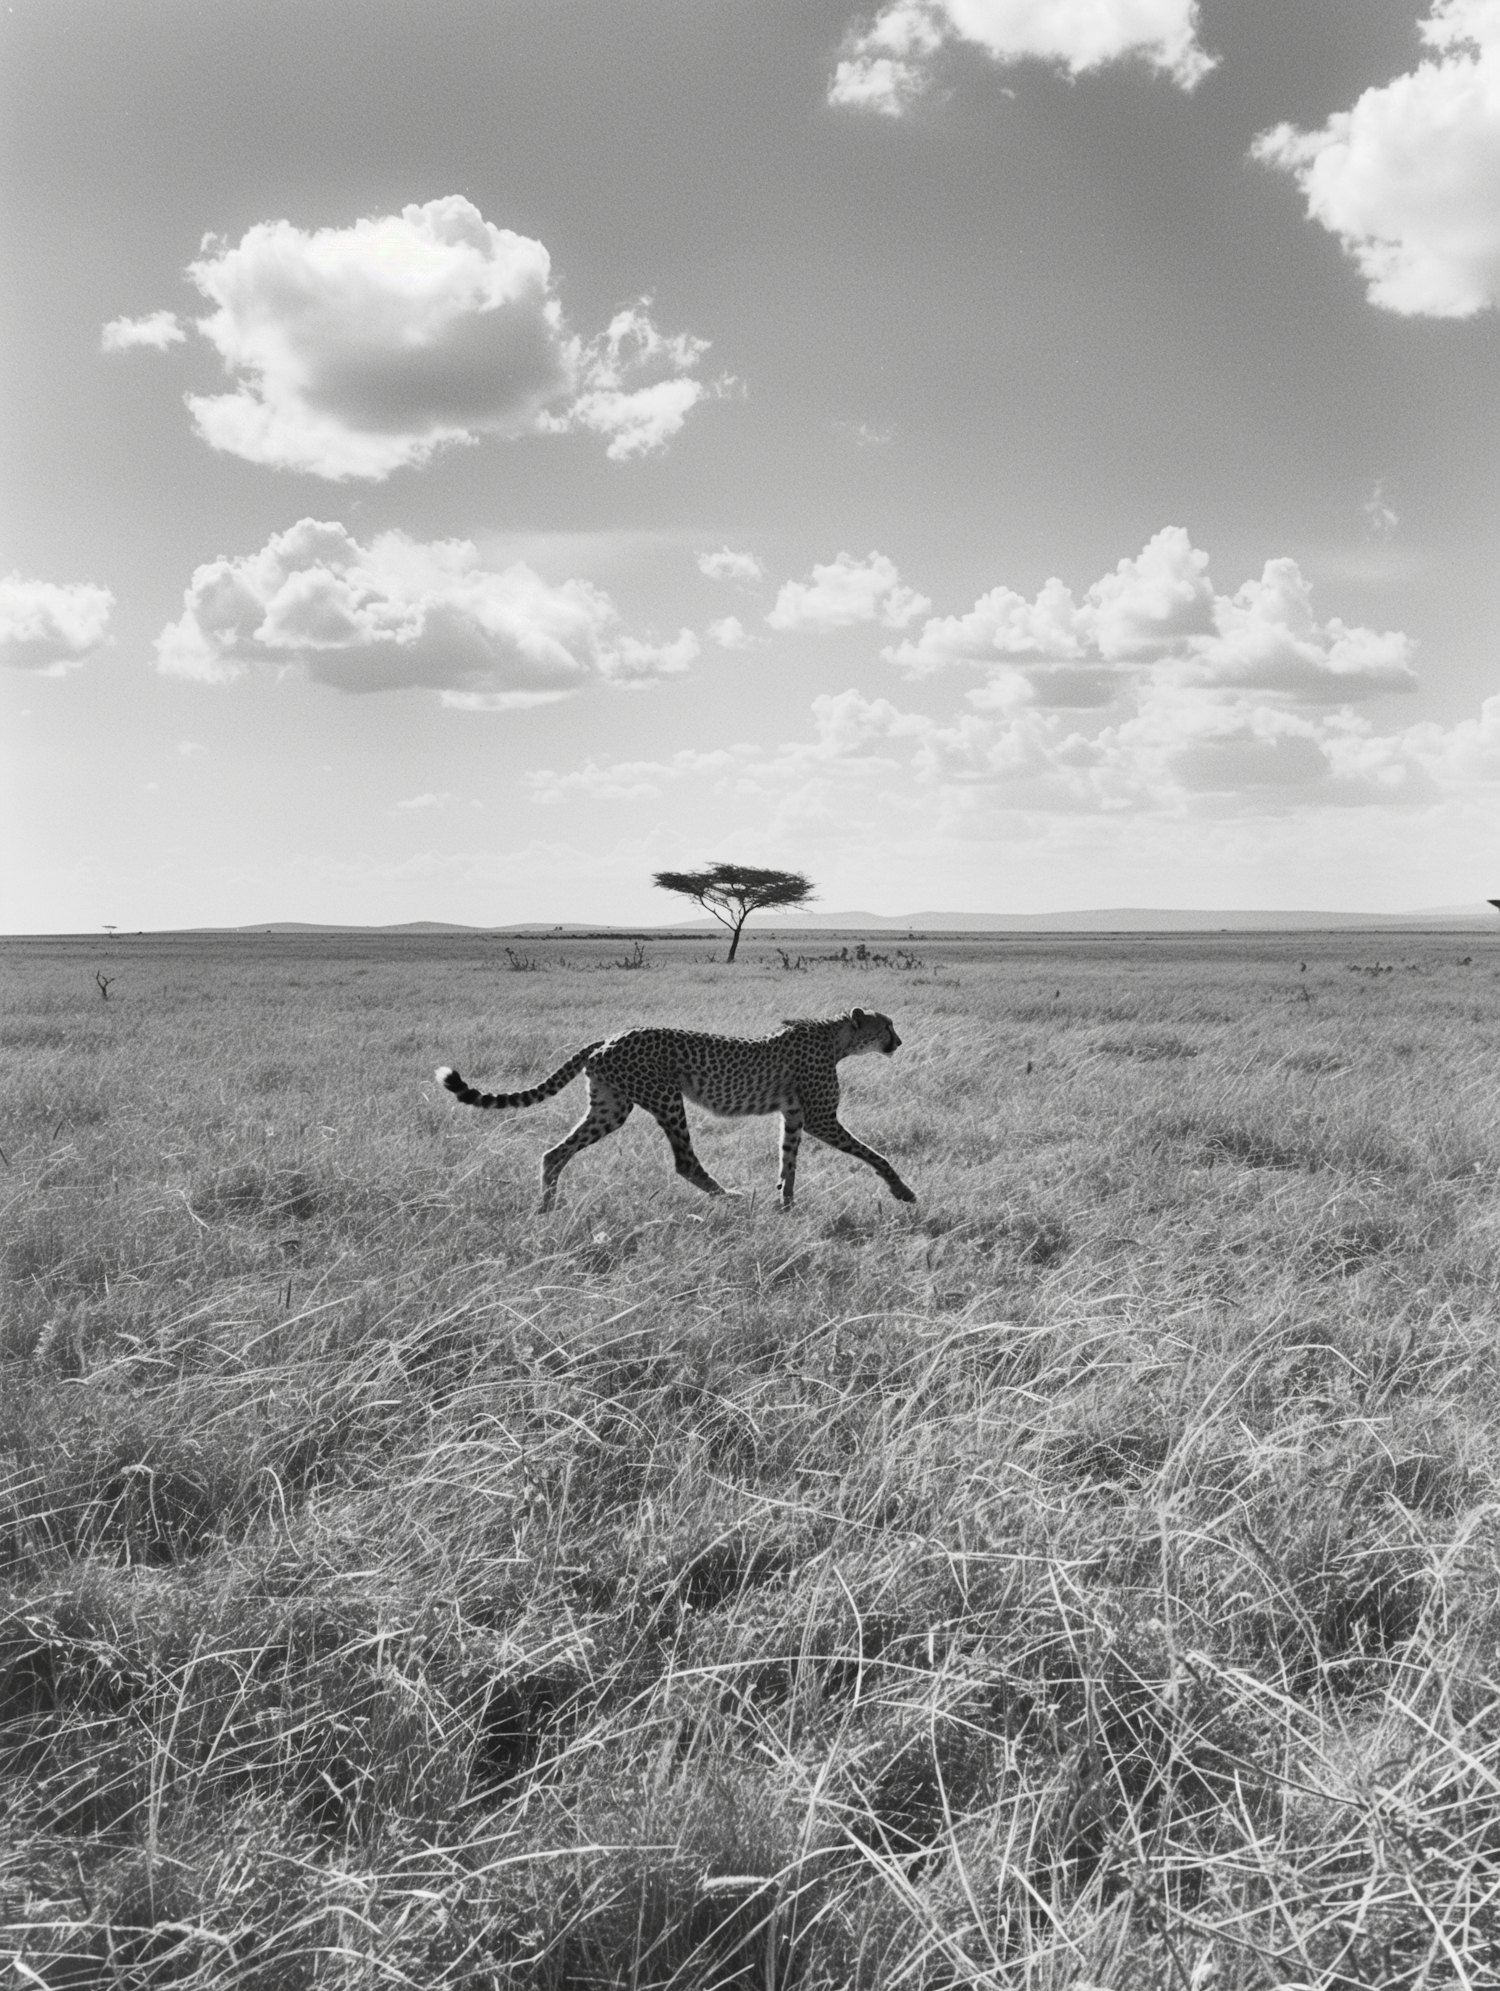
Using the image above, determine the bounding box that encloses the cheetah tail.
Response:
[435,1042,605,1112]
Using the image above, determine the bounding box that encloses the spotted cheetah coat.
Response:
[436,1007,915,1211]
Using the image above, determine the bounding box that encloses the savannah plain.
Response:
[4,925,1500,1989]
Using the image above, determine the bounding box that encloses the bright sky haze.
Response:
[4,0,1499,930]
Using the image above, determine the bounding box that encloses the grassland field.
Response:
[4,925,1500,1989]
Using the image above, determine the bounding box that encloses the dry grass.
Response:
[4,926,1500,1988]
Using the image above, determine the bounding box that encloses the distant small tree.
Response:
[652,862,815,962]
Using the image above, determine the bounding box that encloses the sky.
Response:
[3,0,1499,931]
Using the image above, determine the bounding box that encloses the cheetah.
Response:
[435,1007,916,1212]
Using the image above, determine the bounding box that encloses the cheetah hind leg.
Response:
[645,1094,731,1198]
[539,1080,632,1211]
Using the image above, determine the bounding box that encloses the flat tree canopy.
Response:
[653,862,815,961]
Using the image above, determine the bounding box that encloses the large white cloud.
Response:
[0,575,114,673]
[887,527,1417,709]
[131,198,724,478]
[1254,0,1500,317]
[766,551,931,632]
[830,0,1215,115]
[154,519,698,707]
[183,200,566,477]
[1175,559,1417,703]
[1095,685,1423,808]
[531,524,1436,823]
[783,682,1441,815]
[526,658,1500,829]
[520,521,1429,829]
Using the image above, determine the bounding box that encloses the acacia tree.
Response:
[652,862,815,962]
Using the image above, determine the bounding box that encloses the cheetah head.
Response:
[847,1006,902,1056]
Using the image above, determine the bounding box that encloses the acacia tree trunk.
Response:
[725,916,747,962]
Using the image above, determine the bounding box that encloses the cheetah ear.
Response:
[851,1007,868,1026]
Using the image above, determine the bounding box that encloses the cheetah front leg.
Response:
[644,1093,729,1197]
[778,1105,803,1209]
[539,1079,632,1211]
[804,1114,916,1203]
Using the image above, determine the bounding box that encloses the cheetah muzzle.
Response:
[436,1007,917,1212]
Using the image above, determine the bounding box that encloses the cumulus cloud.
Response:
[101,310,186,353]
[1253,0,1500,316]
[530,654,1500,832]
[887,526,1416,709]
[1093,684,1411,807]
[893,574,1090,673]
[154,519,698,706]
[396,791,452,810]
[182,200,565,477]
[967,663,1121,709]
[1087,527,1216,658]
[796,689,933,766]
[0,574,114,673]
[830,0,1215,115]
[139,198,723,478]
[767,551,931,633]
[697,547,764,584]
[708,615,756,650]
[601,628,701,686]
[889,526,1213,676]
[741,536,1426,815]
[547,303,733,461]
[829,3,944,115]
[561,375,708,460]
[1403,690,1500,786]
[1176,560,1417,703]
[754,681,1433,818]
[524,525,1442,829]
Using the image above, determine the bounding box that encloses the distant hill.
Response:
[767,906,1500,932]
[223,921,483,934]
[202,906,1500,937]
